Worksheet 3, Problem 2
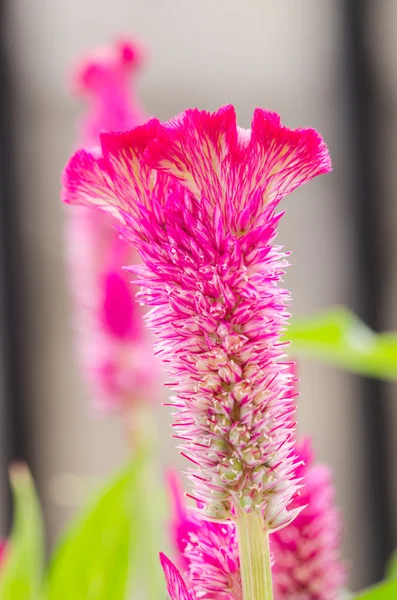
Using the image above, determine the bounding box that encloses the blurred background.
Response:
[0,0,396,593]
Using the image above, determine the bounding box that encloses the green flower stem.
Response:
[235,506,273,600]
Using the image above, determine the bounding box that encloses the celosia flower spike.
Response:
[62,106,331,526]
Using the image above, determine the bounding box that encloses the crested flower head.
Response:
[65,38,158,411]
[271,439,346,600]
[62,105,331,522]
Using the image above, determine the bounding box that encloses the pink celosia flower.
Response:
[167,440,345,600]
[62,106,331,522]
[66,39,158,411]
[271,439,346,600]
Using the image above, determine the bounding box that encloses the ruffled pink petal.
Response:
[160,553,196,600]
[245,108,332,204]
[62,120,162,221]
[144,105,238,202]
[62,150,116,215]
[144,106,331,233]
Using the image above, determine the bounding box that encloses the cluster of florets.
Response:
[62,104,331,523]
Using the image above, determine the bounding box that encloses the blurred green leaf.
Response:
[46,462,137,600]
[287,307,397,380]
[46,449,165,600]
[355,580,397,599]
[0,464,44,600]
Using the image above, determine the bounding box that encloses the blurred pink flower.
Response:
[71,38,145,147]
[167,438,345,600]
[66,39,158,411]
[271,439,346,600]
[62,106,330,520]
[0,539,6,565]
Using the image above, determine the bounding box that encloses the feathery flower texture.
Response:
[62,105,331,521]
[66,39,157,410]
[167,440,345,600]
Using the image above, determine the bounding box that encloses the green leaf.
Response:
[0,464,44,600]
[46,448,166,600]
[46,462,138,600]
[355,580,397,599]
[287,307,397,380]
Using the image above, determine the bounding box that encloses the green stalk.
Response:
[235,506,273,600]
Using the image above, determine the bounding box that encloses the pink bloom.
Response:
[71,38,145,147]
[168,440,345,600]
[66,39,158,411]
[271,439,346,600]
[62,106,331,521]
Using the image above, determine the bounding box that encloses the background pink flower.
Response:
[271,439,346,600]
[65,38,159,411]
[71,38,145,147]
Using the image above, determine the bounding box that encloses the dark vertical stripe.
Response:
[0,0,28,522]
[342,0,393,581]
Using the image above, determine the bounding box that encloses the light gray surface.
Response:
[2,0,395,591]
